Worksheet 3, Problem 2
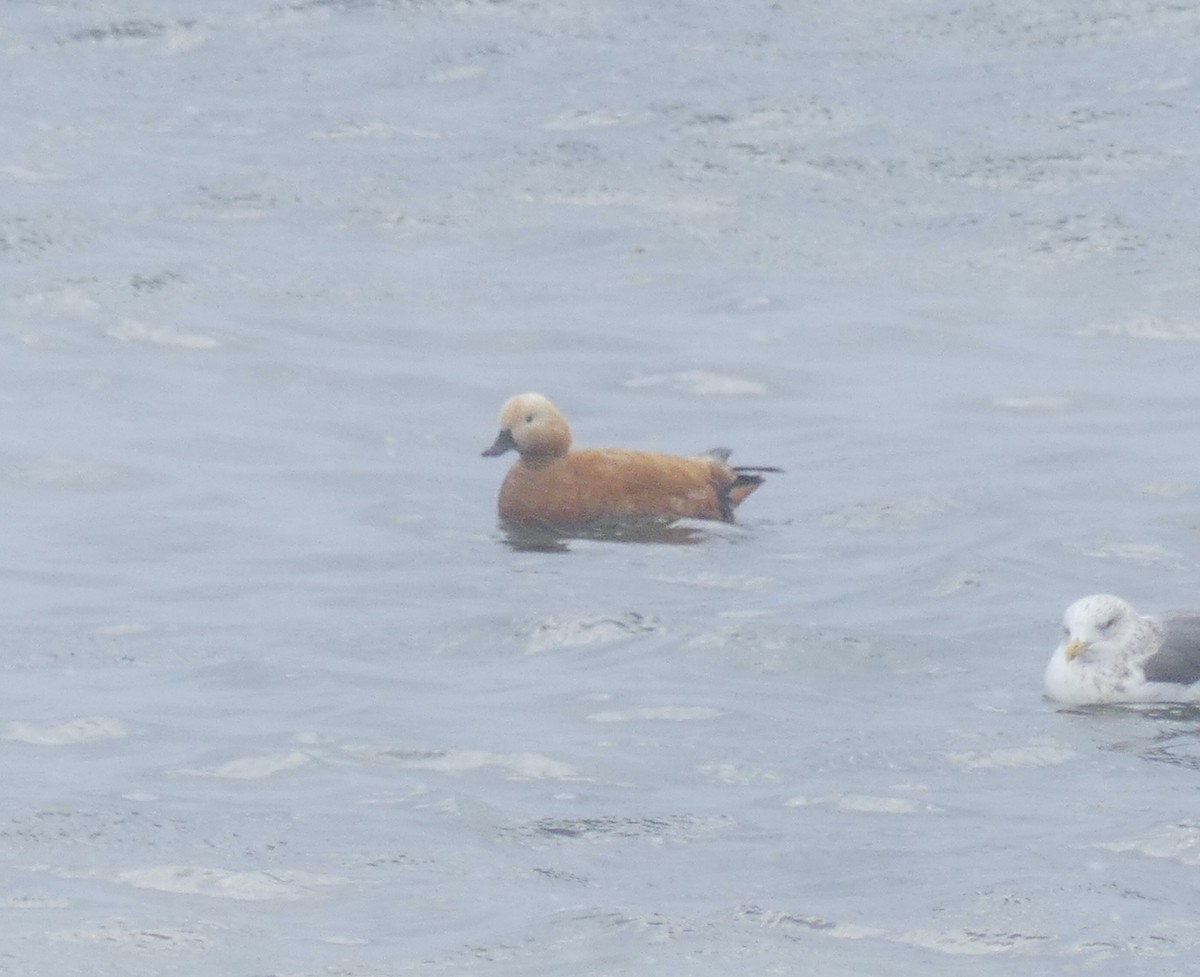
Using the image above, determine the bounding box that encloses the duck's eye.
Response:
[1099,615,1117,631]
[525,413,535,424]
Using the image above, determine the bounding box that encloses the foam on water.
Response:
[2,717,130,746]
[586,706,722,723]
[175,751,313,779]
[113,866,348,901]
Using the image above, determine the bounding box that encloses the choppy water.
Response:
[4,1,1200,973]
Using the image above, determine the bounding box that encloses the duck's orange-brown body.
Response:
[497,448,760,524]
[482,393,775,526]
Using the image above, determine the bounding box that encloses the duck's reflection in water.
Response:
[500,519,710,553]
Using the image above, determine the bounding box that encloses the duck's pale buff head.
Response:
[482,392,572,460]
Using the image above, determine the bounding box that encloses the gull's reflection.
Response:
[1093,702,1200,771]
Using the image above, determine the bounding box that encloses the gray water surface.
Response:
[4,1,1200,974]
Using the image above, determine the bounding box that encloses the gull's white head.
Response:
[1045,593,1162,704]
[1057,593,1141,665]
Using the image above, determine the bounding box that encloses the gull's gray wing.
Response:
[1142,616,1200,685]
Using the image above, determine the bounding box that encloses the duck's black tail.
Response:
[733,465,784,475]
[716,463,783,521]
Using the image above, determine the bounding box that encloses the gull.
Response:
[1045,594,1200,704]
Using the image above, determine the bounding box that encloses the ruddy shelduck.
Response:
[482,392,779,525]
